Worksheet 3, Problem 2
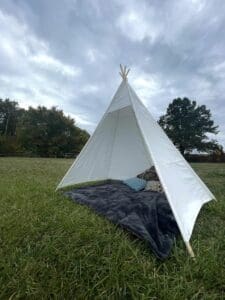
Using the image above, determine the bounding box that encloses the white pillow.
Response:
[145,180,163,192]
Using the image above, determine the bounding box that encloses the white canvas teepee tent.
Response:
[57,65,215,256]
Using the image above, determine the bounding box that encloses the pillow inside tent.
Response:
[145,180,163,193]
[123,177,146,191]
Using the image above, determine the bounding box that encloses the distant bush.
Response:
[185,153,225,163]
[0,98,90,157]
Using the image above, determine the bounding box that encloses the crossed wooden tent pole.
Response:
[119,64,130,80]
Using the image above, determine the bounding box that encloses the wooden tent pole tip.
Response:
[185,242,195,258]
[119,64,130,80]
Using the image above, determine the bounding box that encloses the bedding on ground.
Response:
[64,181,179,259]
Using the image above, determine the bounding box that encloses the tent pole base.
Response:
[185,242,195,258]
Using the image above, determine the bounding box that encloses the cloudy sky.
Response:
[0,0,224,146]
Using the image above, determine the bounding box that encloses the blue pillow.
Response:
[123,177,146,191]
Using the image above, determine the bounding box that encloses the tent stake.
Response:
[185,242,195,258]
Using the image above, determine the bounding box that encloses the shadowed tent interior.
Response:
[57,65,215,257]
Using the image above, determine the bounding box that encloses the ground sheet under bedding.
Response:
[64,181,179,259]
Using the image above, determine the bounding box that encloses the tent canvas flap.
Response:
[127,82,215,241]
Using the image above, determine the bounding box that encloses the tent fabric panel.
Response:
[107,80,132,113]
[57,112,117,188]
[108,106,153,179]
[153,160,213,239]
[128,83,214,241]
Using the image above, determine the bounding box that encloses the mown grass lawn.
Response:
[0,158,225,299]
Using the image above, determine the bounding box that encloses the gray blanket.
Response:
[64,181,179,259]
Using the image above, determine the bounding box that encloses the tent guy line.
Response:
[57,65,215,257]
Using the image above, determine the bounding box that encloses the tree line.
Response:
[0,99,90,157]
[0,96,224,160]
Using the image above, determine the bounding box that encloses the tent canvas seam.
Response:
[126,97,153,169]
[107,109,120,179]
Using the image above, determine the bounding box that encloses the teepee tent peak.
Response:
[119,64,130,80]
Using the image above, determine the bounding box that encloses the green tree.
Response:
[0,98,24,136]
[18,106,89,157]
[158,98,219,155]
[0,99,25,154]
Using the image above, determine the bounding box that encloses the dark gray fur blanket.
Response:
[64,181,179,259]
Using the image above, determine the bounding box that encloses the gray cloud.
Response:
[0,0,224,145]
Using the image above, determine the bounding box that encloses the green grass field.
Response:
[0,158,225,299]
